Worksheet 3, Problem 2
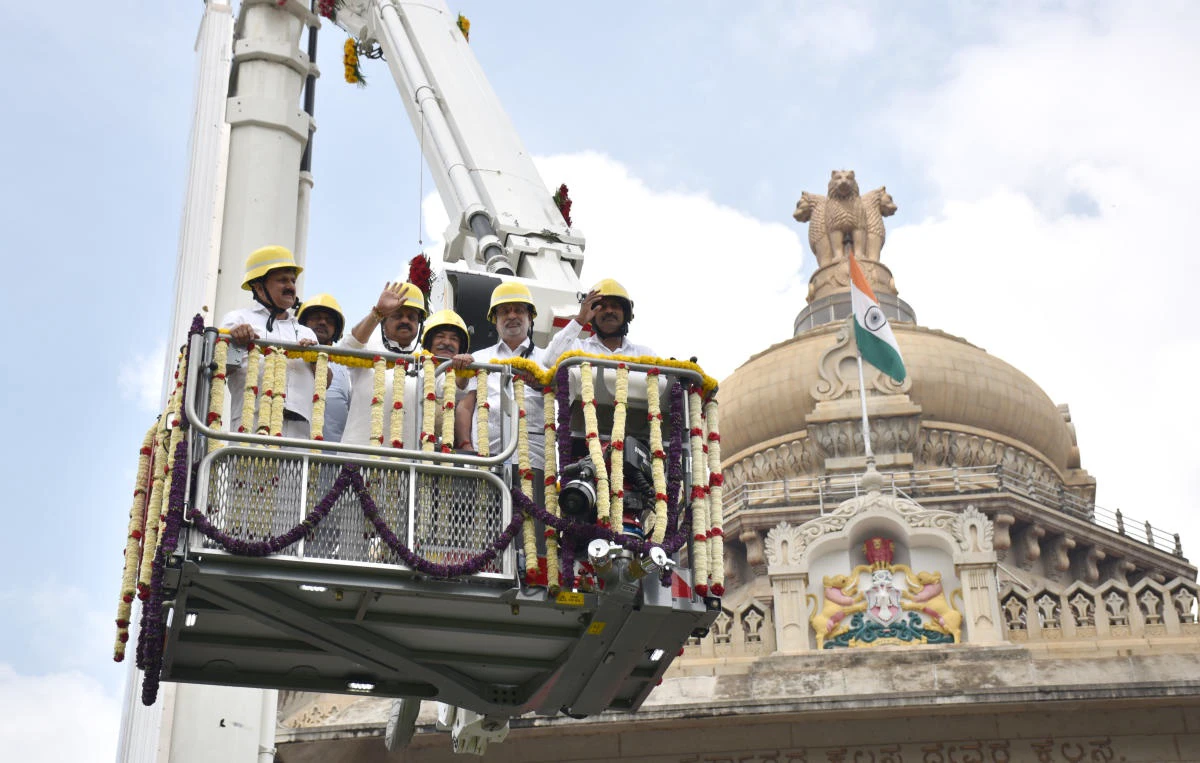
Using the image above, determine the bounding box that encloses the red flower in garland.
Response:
[408,253,434,305]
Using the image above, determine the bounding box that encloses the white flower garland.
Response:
[370,356,386,447]
[688,386,711,595]
[269,347,287,439]
[440,367,456,452]
[115,424,156,661]
[515,378,538,578]
[647,369,669,544]
[542,385,560,591]
[579,363,612,527]
[421,357,437,452]
[206,341,226,452]
[311,351,329,441]
[389,360,407,448]
[137,415,170,594]
[704,398,725,596]
[608,364,629,530]
[475,369,489,456]
[239,344,261,433]
[255,348,275,437]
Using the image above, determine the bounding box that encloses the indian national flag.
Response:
[849,253,906,383]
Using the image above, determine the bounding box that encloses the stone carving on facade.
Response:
[1000,577,1198,642]
[794,170,899,302]
[812,322,911,401]
[953,505,994,553]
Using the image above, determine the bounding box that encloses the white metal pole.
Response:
[855,348,874,461]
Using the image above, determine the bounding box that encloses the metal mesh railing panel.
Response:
[197,453,307,553]
[411,471,506,574]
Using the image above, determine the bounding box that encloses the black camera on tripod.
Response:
[558,436,656,536]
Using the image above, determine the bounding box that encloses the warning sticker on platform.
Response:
[556,591,585,607]
[586,621,606,635]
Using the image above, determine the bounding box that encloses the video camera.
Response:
[558,436,656,537]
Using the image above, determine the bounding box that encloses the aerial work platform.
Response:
[118,326,723,729]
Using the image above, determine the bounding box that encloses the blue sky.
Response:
[2,2,1198,759]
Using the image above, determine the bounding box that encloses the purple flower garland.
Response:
[665,380,686,540]
[555,366,572,472]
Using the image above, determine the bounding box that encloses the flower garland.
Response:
[608,363,629,529]
[317,0,341,21]
[311,351,329,441]
[688,386,711,596]
[344,37,366,87]
[136,416,170,598]
[514,377,538,581]
[291,349,393,369]
[482,350,719,396]
[255,348,275,437]
[239,344,261,433]
[440,367,456,453]
[542,385,560,592]
[269,347,288,438]
[665,381,686,539]
[369,356,386,447]
[389,359,407,448]
[554,366,572,474]
[456,13,470,41]
[420,357,437,452]
[475,369,489,456]
[647,368,669,544]
[704,397,725,597]
[114,424,156,661]
[206,340,226,451]
[579,363,612,527]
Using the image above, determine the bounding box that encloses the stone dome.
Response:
[720,320,1088,487]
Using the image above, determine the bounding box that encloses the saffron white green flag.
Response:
[849,253,906,383]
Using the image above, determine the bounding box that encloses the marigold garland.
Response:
[608,364,629,529]
[370,356,386,447]
[482,350,718,396]
[421,357,437,452]
[344,37,366,87]
[579,363,612,527]
[311,351,329,441]
[456,13,470,41]
[688,386,710,595]
[389,359,407,448]
[542,385,561,592]
[705,397,725,597]
[514,378,538,579]
[647,369,669,544]
[239,344,261,433]
[206,341,226,452]
[114,424,156,661]
[475,369,490,456]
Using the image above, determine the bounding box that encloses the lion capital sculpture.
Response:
[794,170,897,268]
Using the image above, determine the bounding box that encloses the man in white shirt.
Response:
[457,282,547,507]
[544,278,657,363]
[220,245,318,439]
[298,293,351,443]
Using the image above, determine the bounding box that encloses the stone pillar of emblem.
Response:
[767,572,811,653]
[956,563,1003,644]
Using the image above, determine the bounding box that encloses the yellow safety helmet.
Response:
[421,309,470,352]
[241,245,303,290]
[297,293,345,341]
[487,281,537,322]
[592,278,634,321]
[391,282,428,318]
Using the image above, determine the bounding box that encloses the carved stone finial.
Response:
[794,170,899,304]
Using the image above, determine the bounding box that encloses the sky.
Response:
[1,1,1198,760]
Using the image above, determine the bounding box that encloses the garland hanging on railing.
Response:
[311,350,329,440]
[475,369,489,455]
[704,397,725,596]
[440,367,456,453]
[114,424,156,661]
[608,364,629,529]
[206,340,226,451]
[137,416,170,598]
[389,359,407,448]
[239,344,261,433]
[688,386,710,595]
[370,356,386,447]
[514,377,539,581]
[255,348,275,437]
[269,347,288,438]
[420,357,437,451]
[665,381,686,541]
[646,368,669,543]
[542,385,561,592]
[579,363,612,527]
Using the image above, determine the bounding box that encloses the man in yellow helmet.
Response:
[459,282,548,502]
[298,294,350,443]
[220,245,319,439]
[545,278,656,363]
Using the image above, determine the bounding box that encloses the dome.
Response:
[720,320,1083,482]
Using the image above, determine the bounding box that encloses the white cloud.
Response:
[881,2,1200,556]
[0,666,120,763]
[118,342,167,413]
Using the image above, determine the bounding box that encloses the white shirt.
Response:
[466,338,547,470]
[544,318,657,365]
[323,362,352,443]
[337,335,463,450]
[220,304,318,431]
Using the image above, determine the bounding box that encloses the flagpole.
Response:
[855,345,874,463]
